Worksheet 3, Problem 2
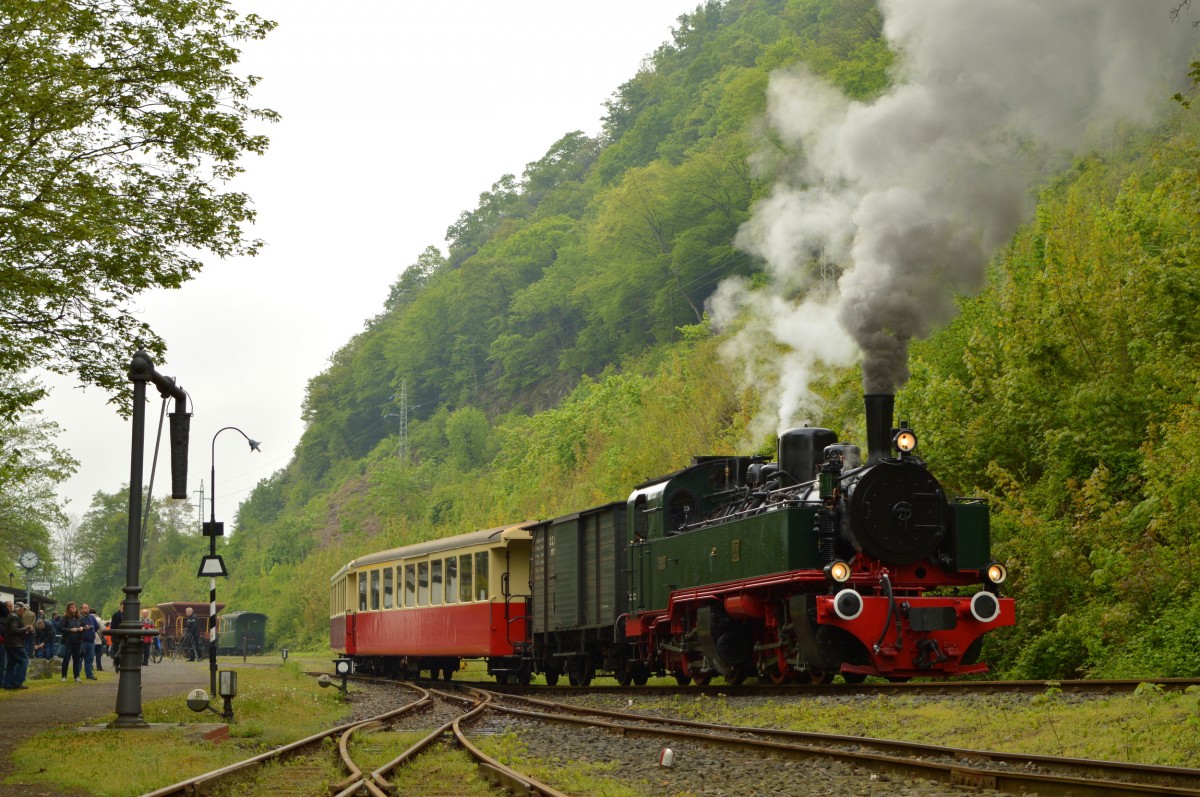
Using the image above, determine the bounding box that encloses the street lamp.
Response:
[203,427,260,703]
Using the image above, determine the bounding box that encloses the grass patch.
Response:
[381,733,497,795]
[630,684,1200,768]
[474,731,646,796]
[5,661,351,797]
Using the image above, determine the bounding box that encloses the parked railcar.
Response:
[217,611,267,655]
[330,523,533,681]
[156,601,224,658]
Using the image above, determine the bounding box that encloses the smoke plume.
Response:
[711,0,1195,431]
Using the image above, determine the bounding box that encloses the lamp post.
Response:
[204,427,260,703]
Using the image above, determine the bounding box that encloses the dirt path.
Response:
[0,657,208,797]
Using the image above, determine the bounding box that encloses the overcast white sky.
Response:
[38,1,692,524]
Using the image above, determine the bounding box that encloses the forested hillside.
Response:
[64,0,1200,679]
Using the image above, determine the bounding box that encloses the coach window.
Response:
[383,567,394,609]
[417,561,429,605]
[475,551,489,600]
[444,556,457,604]
[370,569,380,610]
[358,572,367,611]
[404,564,416,608]
[459,554,472,602]
[431,559,443,605]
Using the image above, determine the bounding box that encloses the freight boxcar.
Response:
[529,501,629,686]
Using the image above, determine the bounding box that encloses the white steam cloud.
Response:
[711,0,1195,432]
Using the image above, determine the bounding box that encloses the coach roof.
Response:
[332,521,535,579]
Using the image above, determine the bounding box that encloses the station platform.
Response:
[0,657,207,797]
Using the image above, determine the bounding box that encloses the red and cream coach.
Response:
[329,523,533,681]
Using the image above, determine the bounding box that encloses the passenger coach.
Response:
[330,523,533,680]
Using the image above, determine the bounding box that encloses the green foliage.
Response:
[290,0,893,494]
[0,375,76,573]
[63,0,1200,684]
[0,0,277,416]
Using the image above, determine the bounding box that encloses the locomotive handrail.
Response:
[679,496,821,533]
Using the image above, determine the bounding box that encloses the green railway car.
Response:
[217,611,267,655]
[529,502,629,685]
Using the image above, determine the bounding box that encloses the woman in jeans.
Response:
[59,602,87,682]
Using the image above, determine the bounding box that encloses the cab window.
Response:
[357,572,367,611]
[370,569,380,610]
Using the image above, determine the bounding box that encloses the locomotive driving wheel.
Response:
[793,670,831,685]
[766,664,791,685]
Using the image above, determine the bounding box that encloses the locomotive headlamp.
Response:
[984,562,1008,585]
[824,560,852,583]
[894,428,917,453]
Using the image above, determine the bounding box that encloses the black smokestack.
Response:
[864,394,894,466]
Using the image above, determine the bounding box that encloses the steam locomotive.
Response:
[331,394,1014,684]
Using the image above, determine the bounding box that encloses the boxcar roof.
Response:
[333,522,536,579]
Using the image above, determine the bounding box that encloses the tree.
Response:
[0,0,277,417]
[51,515,86,597]
[0,374,77,567]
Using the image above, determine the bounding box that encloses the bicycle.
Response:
[150,636,163,663]
[171,635,202,662]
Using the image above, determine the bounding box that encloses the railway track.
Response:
[481,675,1200,698]
[141,679,567,797]
[143,675,1200,796]
[477,686,1200,796]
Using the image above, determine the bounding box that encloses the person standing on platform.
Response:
[59,602,86,682]
[3,601,33,690]
[140,609,156,665]
[182,607,201,661]
[0,600,9,687]
[89,608,106,671]
[109,605,124,672]
[79,603,99,680]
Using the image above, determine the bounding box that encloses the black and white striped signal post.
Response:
[202,427,261,703]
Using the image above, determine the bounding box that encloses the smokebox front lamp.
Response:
[984,562,1008,585]
[893,428,917,454]
[824,560,852,584]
